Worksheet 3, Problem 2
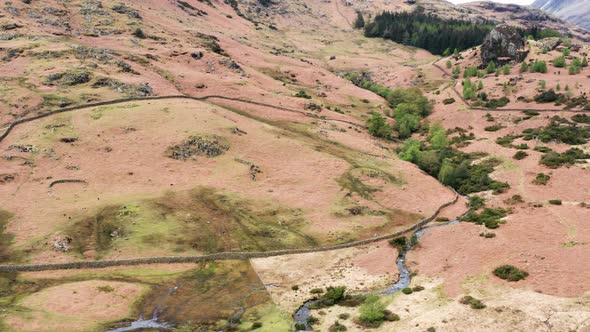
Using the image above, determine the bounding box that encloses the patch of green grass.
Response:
[90,103,140,120]
[65,187,317,258]
[42,94,74,108]
[0,210,16,263]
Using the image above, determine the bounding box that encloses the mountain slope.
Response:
[532,0,590,30]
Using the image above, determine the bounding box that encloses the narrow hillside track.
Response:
[0,94,364,144]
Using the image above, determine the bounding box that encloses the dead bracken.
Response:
[166,135,229,160]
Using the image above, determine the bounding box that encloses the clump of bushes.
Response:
[540,148,590,168]
[493,265,529,281]
[522,118,589,145]
[462,207,507,229]
[367,112,393,139]
[388,236,408,252]
[534,89,565,103]
[484,124,505,132]
[309,286,347,308]
[459,295,486,309]
[485,97,510,109]
[572,114,590,124]
[548,199,562,205]
[402,287,413,295]
[398,134,509,195]
[479,232,496,238]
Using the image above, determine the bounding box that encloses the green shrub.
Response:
[459,295,486,309]
[534,90,563,103]
[251,322,263,330]
[294,90,312,99]
[462,207,507,229]
[443,98,456,105]
[366,112,393,139]
[307,315,319,325]
[548,199,562,205]
[485,97,510,109]
[329,321,347,332]
[493,265,529,281]
[540,148,590,168]
[359,295,386,327]
[530,60,548,73]
[412,285,425,292]
[383,310,400,321]
[389,237,407,252]
[338,313,350,320]
[533,173,550,185]
[132,28,146,39]
[533,146,552,153]
[523,120,590,145]
[402,287,413,295]
[310,286,347,308]
[513,151,528,160]
[484,124,504,132]
[496,135,519,147]
[339,294,366,307]
[310,288,324,294]
[552,55,566,68]
[291,285,299,291]
[479,232,496,238]
[469,196,485,210]
[572,114,590,124]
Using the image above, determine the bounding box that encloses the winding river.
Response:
[293,219,461,331]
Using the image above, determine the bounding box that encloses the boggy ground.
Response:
[1,261,291,332]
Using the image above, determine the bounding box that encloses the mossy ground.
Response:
[64,187,317,259]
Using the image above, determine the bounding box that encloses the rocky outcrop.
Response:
[480,25,528,66]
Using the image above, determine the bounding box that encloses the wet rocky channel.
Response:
[293,219,461,331]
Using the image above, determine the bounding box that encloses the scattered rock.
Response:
[167,135,229,160]
[8,144,37,153]
[0,173,16,184]
[53,235,72,252]
[45,69,92,86]
[304,102,322,111]
[111,4,141,19]
[2,48,23,62]
[191,51,204,60]
[60,137,79,143]
[0,23,21,31]
[92,77,153,96]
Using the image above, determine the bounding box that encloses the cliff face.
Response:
[532,0,590,30]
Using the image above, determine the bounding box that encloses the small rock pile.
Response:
[167,135,229,160]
